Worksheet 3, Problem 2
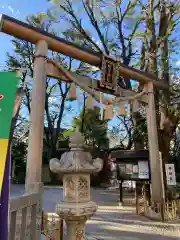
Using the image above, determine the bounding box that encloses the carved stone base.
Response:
[56,201,97,221]
[56,201,97,240]
[145,207,162,221]
[66,218,86,240]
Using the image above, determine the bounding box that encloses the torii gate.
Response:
[0,14,168,204]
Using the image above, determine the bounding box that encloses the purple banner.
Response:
[0,87,23,240]
[0,151,10,240]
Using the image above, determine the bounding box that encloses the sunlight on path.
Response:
[85,204,180,240]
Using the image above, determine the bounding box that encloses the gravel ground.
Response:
[10,186,180,240]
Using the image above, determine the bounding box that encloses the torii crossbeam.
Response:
[0,14,168,90]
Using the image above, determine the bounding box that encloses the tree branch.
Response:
[82,1,109,55]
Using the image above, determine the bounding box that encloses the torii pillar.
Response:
[25,40,48,193]
[146,82,165,204]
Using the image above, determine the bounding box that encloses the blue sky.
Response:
[0,0,52,64]
[0,0,79,128]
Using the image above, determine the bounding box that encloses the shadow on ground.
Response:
[85,203,180,240]
[85,230,179,240]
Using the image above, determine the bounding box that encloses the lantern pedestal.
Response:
[49,129,103,240]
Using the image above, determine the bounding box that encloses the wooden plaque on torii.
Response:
[100,55,118,91]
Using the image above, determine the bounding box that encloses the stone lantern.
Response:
[49,129,103,240]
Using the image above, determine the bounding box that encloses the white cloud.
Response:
[96,40,101,46]
[8,5,14,13]
[176,60,180,66]
[1,4,20,16]
[49,97,56,103]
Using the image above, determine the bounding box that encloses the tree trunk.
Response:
[132,111,147,205]
[158,1,174,199]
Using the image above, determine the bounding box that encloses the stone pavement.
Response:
[83,189,180,240]
[10,186,180,240]
[85,205,180,240]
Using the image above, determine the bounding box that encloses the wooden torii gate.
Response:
[0,14,168,204]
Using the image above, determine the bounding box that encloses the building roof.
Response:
[110,149,149,160]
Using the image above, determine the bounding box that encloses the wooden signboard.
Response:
[113,149,150,181]
[165,163,176,186]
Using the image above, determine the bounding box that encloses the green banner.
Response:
[0,72,20,139]
[0,72,19,195]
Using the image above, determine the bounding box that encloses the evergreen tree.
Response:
[72,106,109,149]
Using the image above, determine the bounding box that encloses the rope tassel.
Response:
[67,83,76,101]
[86,94,93,110]
[117,102,126,116]
[104,104,113,120]
[132,99,139,113]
